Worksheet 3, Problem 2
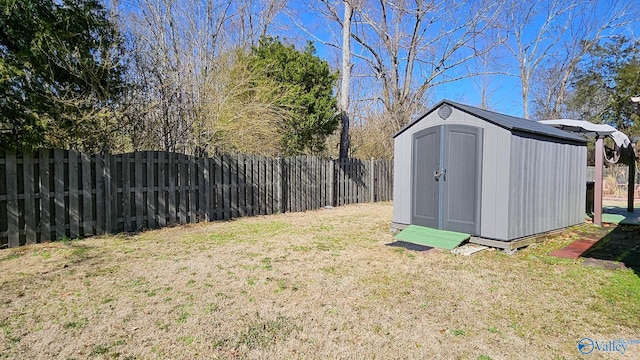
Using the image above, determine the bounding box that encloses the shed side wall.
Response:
[507,134,586,239]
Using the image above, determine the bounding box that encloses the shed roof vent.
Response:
[438,104,452,120]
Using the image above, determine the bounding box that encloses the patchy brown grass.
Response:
[1,202,639,359]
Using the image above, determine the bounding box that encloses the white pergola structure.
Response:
[539,119,636,226]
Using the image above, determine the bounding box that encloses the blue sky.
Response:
[281,0,639,119]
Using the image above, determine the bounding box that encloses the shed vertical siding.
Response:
[478,126,511,240]
[507,134,586,239]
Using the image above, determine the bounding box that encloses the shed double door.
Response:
[411,124,482,234]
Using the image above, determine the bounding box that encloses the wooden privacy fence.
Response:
[0,150,393,248]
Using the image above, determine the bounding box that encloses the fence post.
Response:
[276,157,284,213]
[629,160,636,212]
[329,158,335,207]
[370,158,375,203]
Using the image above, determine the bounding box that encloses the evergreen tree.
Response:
[248,37,338,155]
[569,37,640,138]
[0,0,126,151]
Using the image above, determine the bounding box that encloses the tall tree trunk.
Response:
[338,1,352,159]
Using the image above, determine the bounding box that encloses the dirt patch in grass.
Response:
[1,202,639,359]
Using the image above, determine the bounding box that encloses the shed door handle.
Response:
[434,168,446,181]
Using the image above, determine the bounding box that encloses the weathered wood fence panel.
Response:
[0,151,393,248]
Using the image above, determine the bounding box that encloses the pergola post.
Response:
[594,136,604,226]
[629,158,635,212]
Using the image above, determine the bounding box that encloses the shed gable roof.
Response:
[394,100,587,143]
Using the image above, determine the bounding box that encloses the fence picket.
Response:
[238,155,246,217]
[122,153,131,232]
[257,156,264,215]
[265,157,271,214]
[337,159,343,206]
[157,151,166,227]
[230,156,238,218]
[252,155,259,216]
[39,149,51,241]
[81,153,92,236]
[283,158,289,212]
[168,152,176,225]
[178,154,187,224]
[108,152,116,232]
[349,160,354,204]
[95,154,105,234]
[146,151,155,229]
[200,156,207,222]
[296,157,302,212]
[304,156,309,211]
[275,158,283,214]
[189,155,196,223]
[54,150,65,239]
[215,157,223,220]
[337,159,342,206]
[201,157,207,220]
[134,151,142,229]
[292,157,298,212]
[6,153,19,247]
[222,155,230,219]
[68,150,80,238]
[23,153,36,244]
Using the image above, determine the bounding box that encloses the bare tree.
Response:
[232,0,288,48]
[502,0,576,119]
[314,0,504,132]
[338,0,353,159]
[464,34,509,111]
[120,0,234,152]
[118,0,287,154]
[503,0,636,119]
[529,0,636,119]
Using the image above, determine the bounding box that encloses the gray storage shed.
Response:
[392,100,588,244]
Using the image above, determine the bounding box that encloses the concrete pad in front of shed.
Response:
[451,243,488,256]
[394,225,470,250]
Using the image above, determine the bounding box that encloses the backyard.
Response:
[1,202,639,359]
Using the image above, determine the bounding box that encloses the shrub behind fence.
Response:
[0,150,393,248]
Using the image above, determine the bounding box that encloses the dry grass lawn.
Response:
[1,202,639,359]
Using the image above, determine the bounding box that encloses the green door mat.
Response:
[394,225,470,250]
